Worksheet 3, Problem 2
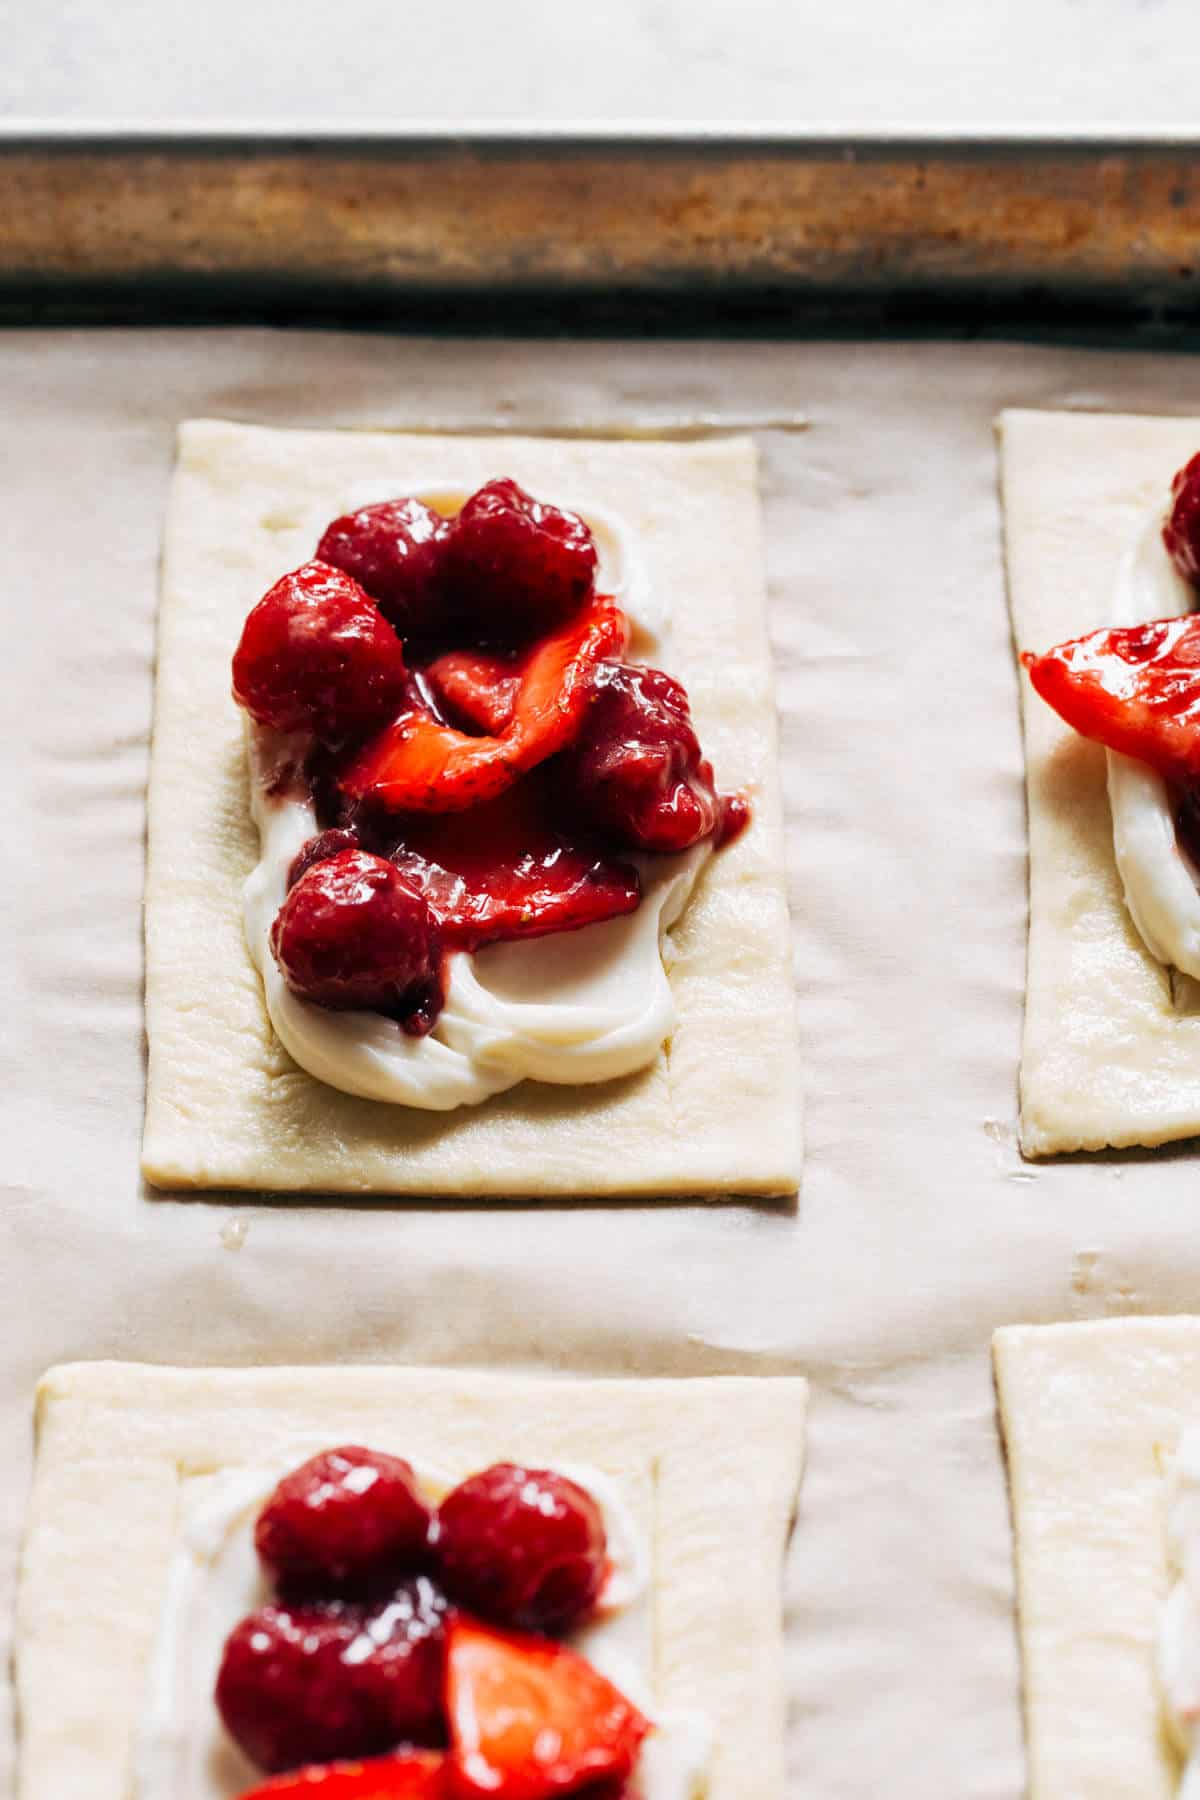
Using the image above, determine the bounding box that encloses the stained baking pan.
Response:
[3,129,1200,334]
[8,128,1200,1800]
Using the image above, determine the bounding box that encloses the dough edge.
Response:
[1000,407,1200,1156]
[15,1360,808,1800]
[142,421,802,1197]
[991,1316,1200,1799]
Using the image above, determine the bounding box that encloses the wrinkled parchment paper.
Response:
[7,330,1200,1798]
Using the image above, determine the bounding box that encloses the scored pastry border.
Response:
[142,422,802,1197]
[993,1316,1200,1798]
[16,1362,807,1800]
[1001,408,1200,1155]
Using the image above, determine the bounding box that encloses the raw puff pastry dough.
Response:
[142,422,800,1196]
[15,1362,807,1800]
[1002,409,1200,1155]
[992,1316,1200,1799]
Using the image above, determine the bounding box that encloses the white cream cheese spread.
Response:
[135,1453,711,1800]
[1106,517,1200,977]
[241,492,711,1111]
[1160,1429,1200,1797]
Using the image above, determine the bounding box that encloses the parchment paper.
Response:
[7,329,1200,1798]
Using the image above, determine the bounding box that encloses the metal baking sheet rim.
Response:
[3,132,1200,301]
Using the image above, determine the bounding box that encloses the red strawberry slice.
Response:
[1022,616,1200,778]
[340,596,630,814]
[445,1617,650,1800]
[423,650,521,736]
[237,1750,450,1799]
[389,774,640,950]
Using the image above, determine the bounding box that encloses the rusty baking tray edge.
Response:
[2,133,1200,331]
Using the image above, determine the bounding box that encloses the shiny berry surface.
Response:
[561,662,724,853]
[269,849,443,1030]
[339,595,629,816]
[216,1582,449,1774]
[317,499,454,638]
[1164,453,1200,586]
[386,775,640,951]
[1022,614,1200,780]
[232,563,407,742]
[434,1463,608,1633]
[236,1750,450,1800]
[422,649,521,736]
[256,1447,433,1596]
[444,479,597,641]
[446,1617,648,1800]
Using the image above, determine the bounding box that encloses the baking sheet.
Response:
[6,329,1200,1797]
[3,135,1200,311]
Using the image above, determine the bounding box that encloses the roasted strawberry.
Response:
[317,499,454,638]
[388,776,640,950]
[435,1464,608,1633]
[444,479,597,640]
[233,563,407,742]
[235,1749,450,1799]
[256,1447,433,1597]
[1164,454,1200,586]
[217,1584,449,1773]
[1022,616,1200,779]
[340,596,630,814]
[270,849,443,1030]
[422,649,521,736]
[557,662,723,854]
[446,1617,650,1800]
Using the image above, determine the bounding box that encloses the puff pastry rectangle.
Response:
[993,1317,1200,1797]
[15,1361,808,1800]
[1001,408,1200,1155]
[142,422,801,1196]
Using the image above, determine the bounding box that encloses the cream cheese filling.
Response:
[135,1453,711,1800]
[241,492,709,1112]
[1106,517,1200,977]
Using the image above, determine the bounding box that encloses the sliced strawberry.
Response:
[423,650,521,736]
[1022,616,1200,779]
[236,1750,450,1800]
[445,1617,650,1800]
[340,596,630,814]
[388,774,640,950]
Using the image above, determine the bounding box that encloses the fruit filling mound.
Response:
[217,1447,650,1800]
[232,480,747,1035]
[1021,453,1200,862]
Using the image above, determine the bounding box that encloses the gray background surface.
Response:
[0,0,1194,130]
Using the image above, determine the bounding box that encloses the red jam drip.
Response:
[234,479,752,1032]
[716,791,752,850]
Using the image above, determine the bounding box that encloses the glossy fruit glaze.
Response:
[1023,615,1200,780]
[446,1616,648,1800]
[233,565,408,743]
[255,1447,433,1597]
[1025,454,1200,787]
[216,1448,645,1800]
[340,594,630,816]
[433,1464,608,1634]
[269,850,443,1034]
[236,1749,451,1800]
[231,477,748,1026]
[216,1583,449,1772]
